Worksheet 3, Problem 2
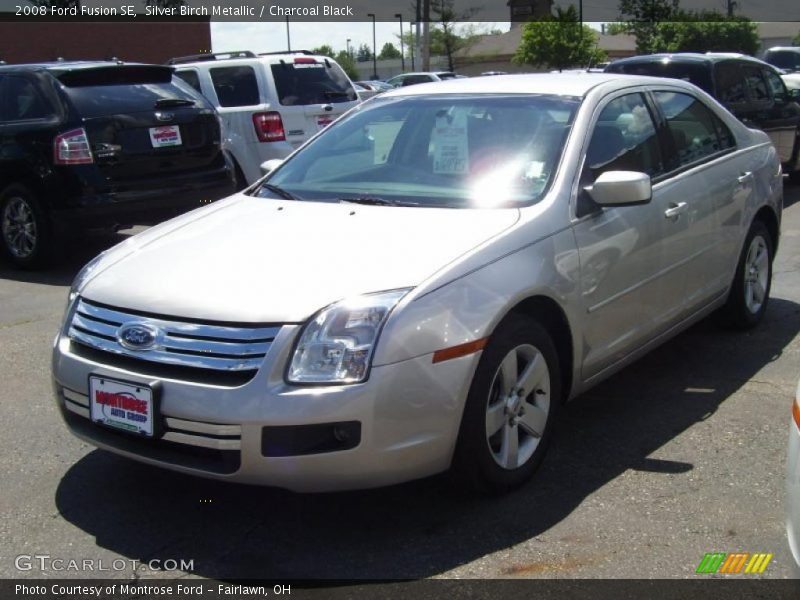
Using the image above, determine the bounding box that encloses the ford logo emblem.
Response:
[155,111,174,122]
[117,322,160,351]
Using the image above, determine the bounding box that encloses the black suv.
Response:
[606,53,800,179]
[763,47,800,73]
[0,61,236,268]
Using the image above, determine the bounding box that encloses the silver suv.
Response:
[170,51,360,186]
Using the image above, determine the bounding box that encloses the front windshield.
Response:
[255,94,579,208]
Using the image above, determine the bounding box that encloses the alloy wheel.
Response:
[1,196,37,259]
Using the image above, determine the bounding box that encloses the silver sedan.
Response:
[52,74,782,492]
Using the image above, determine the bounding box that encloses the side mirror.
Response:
[585,171,652,207]
[260,159,284,176]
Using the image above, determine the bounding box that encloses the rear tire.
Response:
[722,220,773,329]
[453,314,561,493]
[0,183,55,269]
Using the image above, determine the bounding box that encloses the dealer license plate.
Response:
[89,376,154,437]
[149,125,182,148]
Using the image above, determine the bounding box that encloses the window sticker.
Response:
[433,109,469,174]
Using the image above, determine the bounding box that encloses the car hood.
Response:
[81,196,519,323]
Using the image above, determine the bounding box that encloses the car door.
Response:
[649,89,745,313]
[572,90,678,380]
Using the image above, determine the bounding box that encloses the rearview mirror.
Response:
[585,171,652,207]
[260,159,284,176]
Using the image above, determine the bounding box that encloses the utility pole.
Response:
[285,17,291,52]
[727,0,737,17]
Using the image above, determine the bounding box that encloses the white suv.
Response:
[170,51,360,186]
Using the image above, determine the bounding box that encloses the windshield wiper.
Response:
[338,196,418,207]
[261,183,300,201]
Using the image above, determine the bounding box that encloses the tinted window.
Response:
[653,91,732,168]
[606,61,713,94]
[270,61,356,105]
[767,51,800,70]
[716,63,747,104]
[742,67,769,102]
[263,94,578,208]
[584,93,663,181]
[763,69,789,103]
[62,79,198,119]
[175,70,202,94]
[209,66,260,107]
[402,75,433,86]
[0,75,53,121]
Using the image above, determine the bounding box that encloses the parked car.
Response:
[356,80,392,94]
[353,82,378,101]
[0,61,235,268]
[764,47,800,73]
[606,53,800,180]
[53,73,781,493]
[783,73,800,97]
[789,380,800,569]
[170,50,360,186]
[385,71,458,87]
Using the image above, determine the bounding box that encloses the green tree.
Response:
[618,0,680,54]
[513,6,607,72]
[378,43,402,60]
[356,43,373,62]
[793,30,800,46]
[654,11,759,55]
[431,0,479,72]
[335,50,360,81]
[310,45,335,58]
[605,22,628,36]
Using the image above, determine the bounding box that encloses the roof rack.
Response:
[258,50,314,56]
[166,51,256,65]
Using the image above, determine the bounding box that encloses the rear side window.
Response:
[209,66,260,107]
[653,91,734,169]
[270,60,356,105]
[175,70,202,94]
[606,61,713,94]
[715,63,747,104]
[584,93,663,181]
[0,75,54,121]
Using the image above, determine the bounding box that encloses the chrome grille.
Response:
[68,298,280,373]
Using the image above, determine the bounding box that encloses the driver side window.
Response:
[583,93,663,184]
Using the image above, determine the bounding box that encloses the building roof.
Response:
[458,27,636,59]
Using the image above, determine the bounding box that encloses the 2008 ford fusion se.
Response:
[52,74,782,492]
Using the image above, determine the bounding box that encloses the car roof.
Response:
[383,72,690,99]
[611,52,771,67]
[0,61,153,74]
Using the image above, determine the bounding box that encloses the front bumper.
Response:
[52,326,478,492]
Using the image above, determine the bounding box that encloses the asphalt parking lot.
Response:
[2,183,800,581]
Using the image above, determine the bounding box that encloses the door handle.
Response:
[737,171,753,184]
[664,202,688,219]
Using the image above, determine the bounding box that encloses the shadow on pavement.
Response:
[54,296,800,580]
[0,230,136,287]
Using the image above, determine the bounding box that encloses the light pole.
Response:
[395,13,405,72]
[346,38,352,60]
[285,17,291,52]
[367,13,377,80]
[410,22,415,71]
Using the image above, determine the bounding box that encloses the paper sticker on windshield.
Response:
[433,110,469,174]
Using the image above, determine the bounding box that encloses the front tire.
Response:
[453,314,561,493]
[0,183,54,269]
[723,220,773,329]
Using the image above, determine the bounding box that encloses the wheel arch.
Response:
[502,294,575,404]
[753,204,779,256]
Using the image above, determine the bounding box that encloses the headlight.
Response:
[287,289,410,384]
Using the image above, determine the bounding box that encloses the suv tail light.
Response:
[54,128,94,165]
[252,112,286,142]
